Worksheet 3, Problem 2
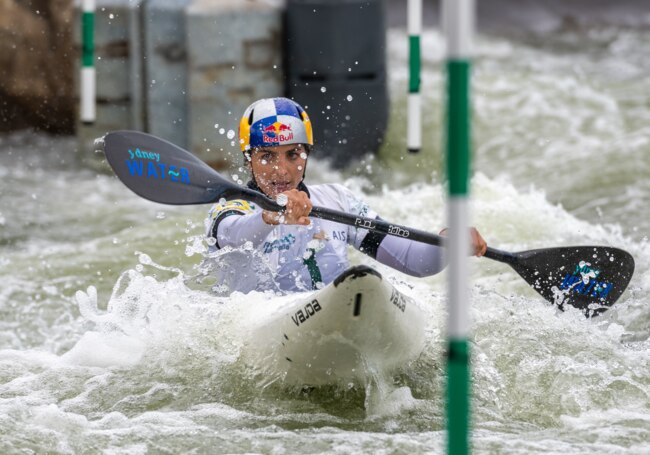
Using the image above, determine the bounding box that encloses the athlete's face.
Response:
[248,144,308,198]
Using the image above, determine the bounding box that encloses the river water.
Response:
[1,21,649,455]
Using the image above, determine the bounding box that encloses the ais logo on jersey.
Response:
[210,200,255,220]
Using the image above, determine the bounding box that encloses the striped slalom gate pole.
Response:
[443,0,474,454]
[80,0,96,124]
[407,0,422,153]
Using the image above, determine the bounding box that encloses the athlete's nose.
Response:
[273,154,291,175]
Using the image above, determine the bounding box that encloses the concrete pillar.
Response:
[185,0,284,168]
[144,0,190,149]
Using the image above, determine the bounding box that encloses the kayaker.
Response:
[205,97,487,292]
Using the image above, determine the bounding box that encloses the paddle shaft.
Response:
[312,205,514,264]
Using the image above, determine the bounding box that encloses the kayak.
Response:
[241,265,426,386]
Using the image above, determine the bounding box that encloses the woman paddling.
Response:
[205,97,487,293]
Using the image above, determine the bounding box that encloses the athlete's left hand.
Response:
[439,227,487,257]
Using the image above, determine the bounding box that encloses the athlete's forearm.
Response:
[375,235,447,277]
[214,212,274,249]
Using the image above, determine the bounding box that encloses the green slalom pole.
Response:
[80,0,96,124]
[407,0,422,153]
[443,0,474,454]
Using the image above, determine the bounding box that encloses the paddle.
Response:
[99,130,635,316]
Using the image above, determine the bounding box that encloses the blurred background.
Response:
[2,0,648,167]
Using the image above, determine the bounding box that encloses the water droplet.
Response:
[261,159,268,165]
[297,165,303,170]
[109,13,114,19]
[214,123,219,129]
[300,152,307,159]
[320,87,327,93]
[346,95,353,101]
[232,174,239,181]
[227,129,235,139]
[219,128,225,135]
[276,194,288,206]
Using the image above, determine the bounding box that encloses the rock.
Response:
[0,0,74,132]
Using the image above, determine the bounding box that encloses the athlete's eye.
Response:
[287,147,304,160]
[258,151,273,162]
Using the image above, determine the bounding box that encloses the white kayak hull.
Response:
[242,265,426,386]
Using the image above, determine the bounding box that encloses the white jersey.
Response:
[205,183,446,293]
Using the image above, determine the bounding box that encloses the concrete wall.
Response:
[144,0,190,150]
[186,0,283,167]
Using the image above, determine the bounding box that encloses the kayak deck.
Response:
[242,265,426,386]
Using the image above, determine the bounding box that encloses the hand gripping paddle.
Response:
[99,130,635,316]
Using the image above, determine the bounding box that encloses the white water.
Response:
[1,23,649,454]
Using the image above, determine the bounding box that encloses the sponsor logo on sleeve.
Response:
[211,200,255,218]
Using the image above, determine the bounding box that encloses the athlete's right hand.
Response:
[262,189,312,226]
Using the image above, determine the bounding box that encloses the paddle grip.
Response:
[483,247,517,264]
[310,206,444,247]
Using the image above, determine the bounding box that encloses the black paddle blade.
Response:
[509,246,635,316]
[101,130,239,205]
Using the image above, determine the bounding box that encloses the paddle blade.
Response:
[509,246,634,316]
[101,130,237,205]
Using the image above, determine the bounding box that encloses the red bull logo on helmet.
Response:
[262,122,294,144]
